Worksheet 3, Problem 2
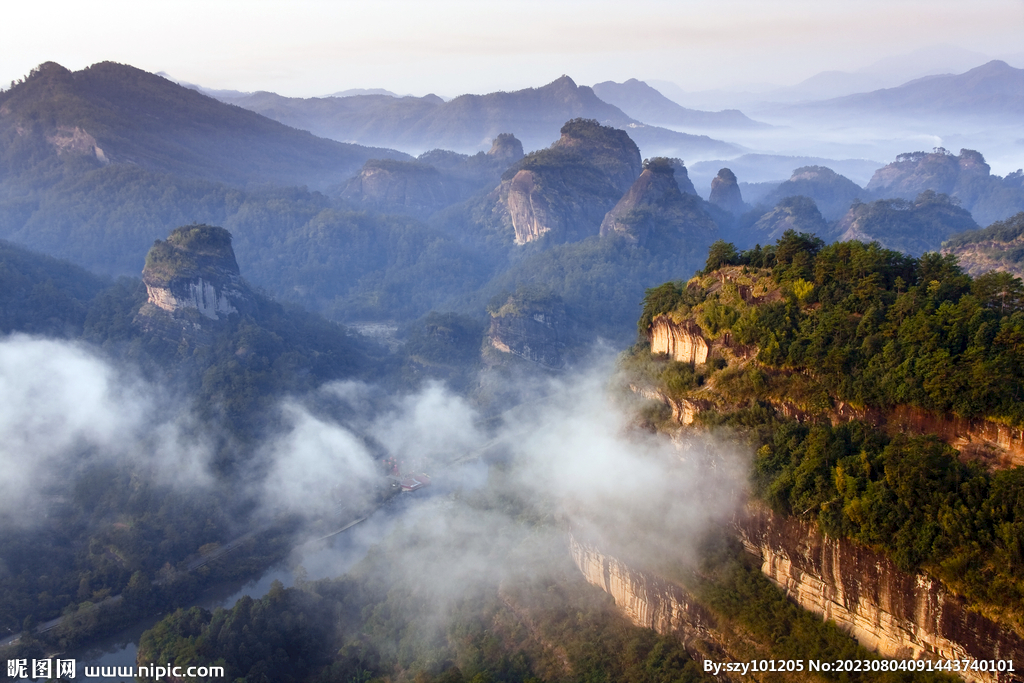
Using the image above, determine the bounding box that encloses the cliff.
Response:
[568,535,738,677]
[599,157,717,251]
[708,168,746,216]
[649,315,710,365]
[739,506,1024,683]
[497,118,642,245]
[867,148,1024,227]
[486,289,571,368]
[942,212,1024,280]
[136,225,254,338]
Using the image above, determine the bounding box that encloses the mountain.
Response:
[217,76,742,159]
[339,134,524,218]
[591,79,765,129]
[810,61,1024,117]
[598,157,717,252]
[688,155,883,192]
[942,212,1024,279]
[750,195,828,242]
[0,61,409,192]
[759,165,866,220]
[488,118,643,246]
[834,190,978,255]
[708,168,746,216]
[867,148,1024,226]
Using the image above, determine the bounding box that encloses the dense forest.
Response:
[630,231,1024,634]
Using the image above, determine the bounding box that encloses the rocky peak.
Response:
[487,133,524,163]
[599,157,715,248]
[552,118,642,195]
[139,224,253,324]
[708,168,746,215]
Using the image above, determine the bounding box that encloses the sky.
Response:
[3,0,1022,98]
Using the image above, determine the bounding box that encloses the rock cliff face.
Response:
[599,158,717,250]
[136,225,254,337]
[738,506,1024,682]
[506,169,557,244]
[569,535,731,667]
[649,315,709,364]
[708,168,746,215]
[487,290,571,368]
[498,118,642,245]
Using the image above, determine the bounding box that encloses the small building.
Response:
[400,474,431,492]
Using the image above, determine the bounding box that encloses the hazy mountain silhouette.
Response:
[0,61,410,191]
[591,79,765,129]
[217,76,742,158]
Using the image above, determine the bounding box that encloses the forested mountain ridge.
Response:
[626,233,1024,643]
[0,61,409,192]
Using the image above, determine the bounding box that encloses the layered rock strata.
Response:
[649,315,709,364]
[738,506,1024,683]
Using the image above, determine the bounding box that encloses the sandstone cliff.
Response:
[649,315,710,364]
[708,168,746,216]
[135,224,254,338]
[487,289,572,368]
[738,506,1024,683]
[496,118,642,245]
[568,535,732,668]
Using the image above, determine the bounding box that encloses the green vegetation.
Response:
[630,232,1024,635]
[642,231,1024,424]
[835,191,977,255]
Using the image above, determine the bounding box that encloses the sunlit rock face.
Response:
[136,225,254,338]
[506,169,557,245]
[648,315,709,365]
[739,506,1024,682]
[498,118,642,245]
[569,535,727,661]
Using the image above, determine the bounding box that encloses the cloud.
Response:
[0,334,214,522]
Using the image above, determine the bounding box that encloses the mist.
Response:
[0,334,215,524]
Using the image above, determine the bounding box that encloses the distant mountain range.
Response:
[590,79,766,130]
[215,76,744,159]
[0,61,408,192]
[793,60,1024,118]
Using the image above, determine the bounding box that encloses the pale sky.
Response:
[3,0,1022,98]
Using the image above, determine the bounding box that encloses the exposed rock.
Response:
[867,148,1024,226]
[569,534,732,670]
[649,315,709,365]
[669,159,699,196]
[599,157,717,251]
[136,225,254,339]
[487,289,571,368]
[506,169,557,244]
[738,505,1024,682]
[708,168,746,215]
[497,118,642,245]
[486,132,524,164]
[942,212,1024,279]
